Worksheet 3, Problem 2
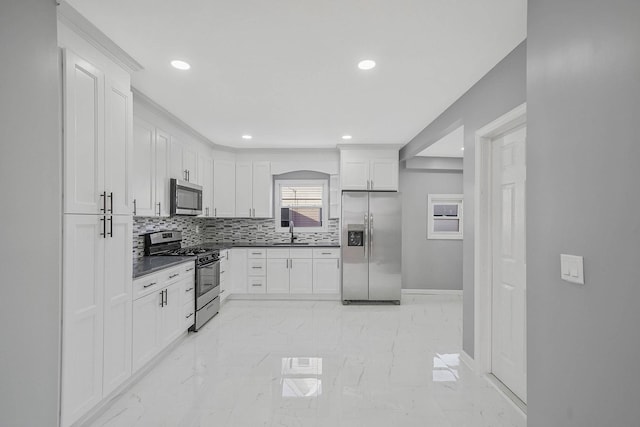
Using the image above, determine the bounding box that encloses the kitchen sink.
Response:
[273,242,310,246]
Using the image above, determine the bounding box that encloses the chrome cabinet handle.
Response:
[107,192,113,213]
[156,202,161,216]
[337,259,340,269]
[214,207,217,217]
[169,273,179,279]
[185,287,194,292]
[164,289,168,306]
[107,216,113,238]
[159,290,164,307]
[133,199,137,216]
[253,208,255,217]
[322,252,331,255]
[100,191,107,213]
[185,313,193,319]
[252,283,261,287]
[186,267,194,272]
[143,282,157,288]
[249,208,251,217]
[252,266,262,269]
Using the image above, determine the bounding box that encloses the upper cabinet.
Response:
[198,154,214,217]
[132,120,170,216]
[340,147,399,191]
[213,159,236,217]
[63,49,133,215]
[235,161,272,218]
[169,140,198,184]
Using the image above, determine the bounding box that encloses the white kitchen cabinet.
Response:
[170,140,199,183]
[132,121,170,216]
[169,139,184,180]
[235,161,272,218]
[313,257,341,294]
[266,248,313,294]
[340,148,399,191]
[230,248,247,294]
[61,214,133,426]
[213,159,236,217]
[154,130,170,216]
[63,49,132,215]
[329,174,341,219]
[220,249,231,302]
[199,155,214,217]
[132,263,194,373]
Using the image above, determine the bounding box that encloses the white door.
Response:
[199,155,214,217]
[161,282,184,346]
[104,79,133,215]
[289,258,313,294]
[491,125,527,402]
[61,215,104,426]
[63,49,105,215]
[235,162,253,217]
[155,130,170,216]
[252,161,272,217]
[132,290,162,372]
[183,147,198,183]
[132,119,155,216]
[213,159,236,217]
[369,159,398,191]
[313,258,341,294]
[102,216,132,396]
[230,249,247,293]
[341,159,369,190]
[266,258,290,293]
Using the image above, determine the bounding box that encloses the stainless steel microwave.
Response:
[170,179,203,216]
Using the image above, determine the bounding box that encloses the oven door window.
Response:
[177,186,202,211]
[197,261,219,298]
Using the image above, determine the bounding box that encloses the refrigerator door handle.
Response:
[369,213,373,257]
[364,213,368,258]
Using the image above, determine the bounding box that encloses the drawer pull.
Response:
[252,283,262,287]
[169,273,179,279]
[322,252,332,255]
[220,270,225,274]
[185,267,194,272]
[185,287,194,292]
[251,252,262,255]
[143,282,157,288]
[185,313,193,319]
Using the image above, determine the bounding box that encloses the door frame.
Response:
[473,103,527,375]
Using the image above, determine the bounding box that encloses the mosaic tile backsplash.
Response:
[133,216,340,261]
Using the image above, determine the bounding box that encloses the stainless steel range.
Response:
[144,231,220,331]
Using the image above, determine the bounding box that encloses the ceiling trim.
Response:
[337,143,404,151]
[57,1,144,72]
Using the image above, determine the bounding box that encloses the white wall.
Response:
[0,0,62,425]
[400,167,463,290]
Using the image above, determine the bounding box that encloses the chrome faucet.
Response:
[289,220,297,244]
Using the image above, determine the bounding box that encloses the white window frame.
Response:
[427,194,463,240]
[275,179,329,233]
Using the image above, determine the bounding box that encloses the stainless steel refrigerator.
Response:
[341,191,402,304]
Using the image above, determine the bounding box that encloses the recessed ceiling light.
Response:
[242,135,252,140]
[170,60,191,70]
[342,135,352,140]
[461,147,465,151]
[358,59,376,70]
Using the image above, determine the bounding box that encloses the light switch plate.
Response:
[560,254,584,285]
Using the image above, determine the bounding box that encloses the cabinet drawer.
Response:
[133,272,166,300]
[180,262,196,276]
[267,248,289,259]
[248,276,266,293]
[248,259,266,276]
[247,248,267,259]
[290,248,312,259]
[313,248,341,258]
[183,280,195,303]
[183,301,195,328]
[165,265,186,283]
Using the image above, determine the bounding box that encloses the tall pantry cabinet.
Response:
[61,48,133,427]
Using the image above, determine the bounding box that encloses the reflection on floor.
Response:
[89,295,526,427]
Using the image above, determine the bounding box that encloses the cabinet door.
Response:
[252,161,272,217]
[235,162,253,217]
[103,216,133,396]
[230,249,247,294]
[169,139,184,180]
[213,159,236,217]
[63,49,105,214]
[341,158,369,190]
[61,215,104,426]
[199,155,214,217]
[267,258,290,293]
[132,290,162,372]
[183,147,198,183]
[220,251,231,301]
[370,159,398,191]
[161,282,184,346]
[155,130,170,216]
[290,258,313,294]
[104,78,133,215]
[132,119,155,216]
[313,258,341,294]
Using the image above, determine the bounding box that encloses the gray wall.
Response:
[400,41,526,357]
[0,0,62,425]
[527,1,640,425]
[400,167,463,290]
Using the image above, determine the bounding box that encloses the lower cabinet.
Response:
[289,258,313,294]
[219,249,231,302]
[313,258,341,294]
[132,262,194,373]
[230,248,247,294]
[266,257,290,293]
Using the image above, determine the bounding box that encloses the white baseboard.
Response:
[460,350,475,370]
[485,374,528,417]
[401,289,463,296]
[227,293,341,301]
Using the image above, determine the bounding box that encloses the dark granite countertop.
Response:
[133,256,196,279]
[204,242,341,250]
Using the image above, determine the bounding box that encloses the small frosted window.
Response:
[428,194,463,240]
[434,219,460,232]
[433,204,458,217]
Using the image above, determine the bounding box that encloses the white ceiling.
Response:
[66,0,526,149]
[415,125,464,158]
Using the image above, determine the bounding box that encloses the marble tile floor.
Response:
[89,295,526,427]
